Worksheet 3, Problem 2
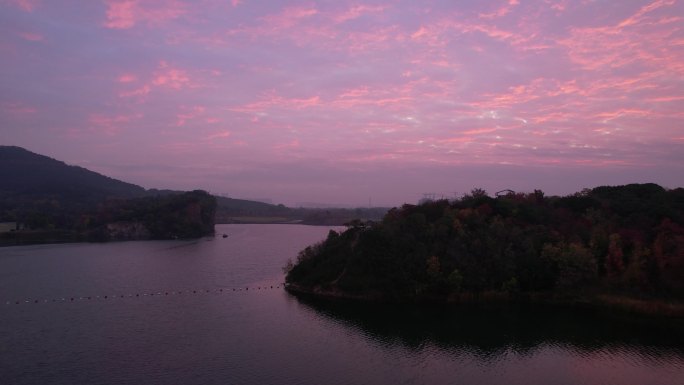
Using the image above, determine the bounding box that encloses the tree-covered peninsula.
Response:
[285,184,684,313]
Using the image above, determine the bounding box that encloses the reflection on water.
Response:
[1,225,682,385]
[294,295,684,364]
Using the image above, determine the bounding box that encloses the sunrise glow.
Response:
[1,0,683,205]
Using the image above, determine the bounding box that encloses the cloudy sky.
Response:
[1,0,683,206]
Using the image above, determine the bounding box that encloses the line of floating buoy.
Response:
[4,285,284,305]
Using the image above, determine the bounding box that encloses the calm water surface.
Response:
[0,224,682,385]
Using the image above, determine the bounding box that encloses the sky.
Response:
[1,0,683,206]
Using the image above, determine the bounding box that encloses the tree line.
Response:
[285,184,684,301]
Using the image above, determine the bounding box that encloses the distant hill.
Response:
[0,146,388,233]
[0,146,145,202]
[214,195,388,226]
[0,146,216,243]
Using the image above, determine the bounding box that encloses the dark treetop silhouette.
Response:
[286,184,684,311]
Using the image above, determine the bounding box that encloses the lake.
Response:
[1,224,682,385]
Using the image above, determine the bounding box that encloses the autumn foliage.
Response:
[286,184,684,300]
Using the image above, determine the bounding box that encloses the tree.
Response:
[653,219,684,294]
[542,243,597,289]
[605,233,624,278]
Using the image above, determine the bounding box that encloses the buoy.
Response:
[34,299,38,303]
[104,295,108,299]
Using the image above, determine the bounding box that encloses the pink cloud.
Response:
[104,0,136,29]
[341,25,403,52]
[329,81,421,111]
[119,85,151,98]
[478,0,520,19]
[119,61,198,98]
[548,1,568,12]
[117,73,137,83]
[260,5,319,30]
[152,61,190,89]
[457,21,530,46]
[560,0,682,72]
[273,139,300,150]
[333,4,386,23]
[463,128,498,136]
[617,0,676,28]
[205,130,231,140]
[104,0,186,30]
[647,95,684,103]
[230,91,321,113]
[176,105,206,127]
[88,113,141,136]
[593,108,653,122]
[4,0,36,12]
[4,0,683,204]
[2,102,37,115]
[17,32,44,41]
[338,87,370,99]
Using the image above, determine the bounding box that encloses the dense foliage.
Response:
[286,184,684,300]
[89,190,217,240]
[1,190,217,244]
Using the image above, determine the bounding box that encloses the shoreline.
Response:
[0,229,215,247]
[285,283,684,318]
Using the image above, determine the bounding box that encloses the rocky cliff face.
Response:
[105,221,151,240]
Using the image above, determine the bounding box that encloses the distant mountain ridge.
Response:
[0,145,145,201]
[0,146,388,232]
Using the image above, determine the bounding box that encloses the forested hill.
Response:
[0,145,145,201]
[0,146,216,243]
[285,184,684,306]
